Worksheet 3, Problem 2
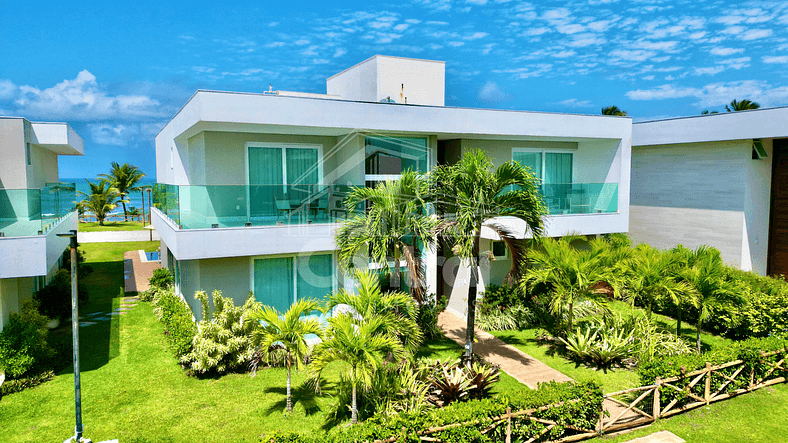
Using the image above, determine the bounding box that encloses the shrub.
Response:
[0,300,55,380]
[140,268,174,302]
[0,370,55,396]
[416,293,447,340]
[151,288,197,357]
[180,290,261,374]
[34,269,89,320]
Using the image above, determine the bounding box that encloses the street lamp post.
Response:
[56,230,89,443]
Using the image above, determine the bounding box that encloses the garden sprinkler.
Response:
[56,230,91,443]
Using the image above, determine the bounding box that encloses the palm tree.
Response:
[725,99,760,112]
[701,110,719,115]
[99,162,146,221]
[336,170,437,303]
[680,254,743,352]
[324,270,422,353]
[626,245,689,319]
[251,299,324,413]
[77,180,122,225]
[522,236,613,332]
[310,314,404,424]
[431,149,547,359]
[602,106,628,116]
[670,244,717,337]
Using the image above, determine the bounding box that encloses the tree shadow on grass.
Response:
[261,381,328,418]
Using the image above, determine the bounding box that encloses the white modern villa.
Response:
[630,107,788,276]
[0,117,83,331]
[152,55,632,318]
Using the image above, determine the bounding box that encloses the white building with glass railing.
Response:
[152,55,631,319]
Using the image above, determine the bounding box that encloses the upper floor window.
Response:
[365,136,428,185]
[26,143,32,166]
[512,149,573,184]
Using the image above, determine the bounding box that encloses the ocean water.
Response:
[61,177,157,214]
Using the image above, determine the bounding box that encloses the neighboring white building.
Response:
[0,117,84,331]
[152,56,632,319]
[630,107,788,276]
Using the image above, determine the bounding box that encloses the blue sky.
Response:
[2,0,787,179]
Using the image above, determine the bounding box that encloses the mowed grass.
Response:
[0,241,525,442]
[489,300,736,393]
[79,221,146,232]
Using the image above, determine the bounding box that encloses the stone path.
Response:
[78,229,160,243]
[438,311,573,389]
[123,250,162,293]
[621,431,685,443]
[70,295,140,327]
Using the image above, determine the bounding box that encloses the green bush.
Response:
[0,300,56,380]
[262,380,603,443]
[180,290,261,374]
[34,269,89,320]
[140,268,174,302]
[0,370,55,396]
[151,288,197,357]
[417,294,447,340]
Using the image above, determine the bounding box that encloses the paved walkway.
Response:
[438,311,573,389]
[78,229,160,243]
[124,250,162,293]
[621,431,685,443]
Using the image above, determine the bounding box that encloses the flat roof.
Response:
[326,54,446,81]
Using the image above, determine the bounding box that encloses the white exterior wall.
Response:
[0,277,34,332]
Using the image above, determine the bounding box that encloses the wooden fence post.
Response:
[653,378,661,421]
[506,406,512,443]
[705,362,711,404]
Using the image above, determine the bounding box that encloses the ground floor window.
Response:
[252,253,335,312]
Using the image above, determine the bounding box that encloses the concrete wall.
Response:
[327,57,378,103]
[0,118,26,189]
[629,139,770,274]
[0,277,34,332]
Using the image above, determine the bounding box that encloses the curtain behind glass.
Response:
[254,257,294,312]
[545,153,573,210]
[512,152,542,180]
[248,147,283,217]
[296,254,333,303]
[365,136,427,174]
[286,148,319,205]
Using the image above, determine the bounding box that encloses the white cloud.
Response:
[711,47,744,56]
[463,32,489,40]
[521,27,551,37]
[191,66,215,73]
[393,23,409,31]
[694,66,725,75]
[739,29,772,40]
[478,81,512,102]
[763,55,788,64]
[467,0,488,4]
[556,23,586,34]
[88,122,163,146]
[333,49,347,58]
[294,39,310,45]
[626,80,788,108]
[558,98,593,107]
[0,80,16,100]
[626,84,699,100]
[448,41,465,47]
[610,49,657,62]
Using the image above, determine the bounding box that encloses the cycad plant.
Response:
[670,244,718,336]
[99,162,145,221]
[310,314,404,424]
[77,179,122,225]
[324,270,422,353]
[523,236,613,332]
[626,245,689,318]
[336,170,436,303]
[251,299,324,413]
[431,149,546,358]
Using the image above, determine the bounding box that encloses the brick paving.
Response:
[123,250,161,293]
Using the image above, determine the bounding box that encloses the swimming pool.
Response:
[146,251,160,261]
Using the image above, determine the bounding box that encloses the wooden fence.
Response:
[371,348,787,443]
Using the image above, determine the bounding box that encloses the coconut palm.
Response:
[626,245,689,319]
[680,253,743,352]
[336,171,437,303]
[250,299,324,413]
[324,270,422,352]
[602,106,628,116]
[99,162,146,221]
[523,236,613,332]
[310,314,404,424]
[725,99,760,112]
[431,150,546,358]
[77,180,122,225]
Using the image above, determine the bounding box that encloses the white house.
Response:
[0,117,84,331]
[152,55,632,319]
[630,107,788,276]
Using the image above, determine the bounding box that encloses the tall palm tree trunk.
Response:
[286,361,293,412]
[351,383,358,424]
[392,244,401,290]
[121,194,129,221]
[696,320,702,353]
[676,308,682,337]
[464,230,481,362]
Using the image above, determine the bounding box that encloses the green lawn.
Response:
[79,221,147,232]
[0,241,525,442]
[489,300,736,393]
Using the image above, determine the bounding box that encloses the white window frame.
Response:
[491,240,510,260]
[248,251,338,306]
[511,148,575,184]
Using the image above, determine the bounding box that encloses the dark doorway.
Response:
[767,139,788,276]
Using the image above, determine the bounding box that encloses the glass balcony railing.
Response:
[153,184,365,230]
[0,183,77,237]
[540,183,618,215]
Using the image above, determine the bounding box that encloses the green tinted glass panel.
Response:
[254,257,294,312]
[544,153,572,184]
[296,254,333,303]
[249,147,284,217]
[365,136,428,174]
[286,148,319,185]
[512,152,542,179]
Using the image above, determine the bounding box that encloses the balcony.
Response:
[541,183,618,215]
[153,184,364,230]
[0,183,77,237]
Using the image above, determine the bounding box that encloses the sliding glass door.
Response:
[248,145,320,218]
[253,253,335,312]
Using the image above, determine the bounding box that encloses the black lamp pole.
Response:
[56,229,83,442]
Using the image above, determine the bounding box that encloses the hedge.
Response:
[151,289,197,357]
[261,380,603,443]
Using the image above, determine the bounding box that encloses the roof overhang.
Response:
[633,106,788,147]
[30,122,84,155]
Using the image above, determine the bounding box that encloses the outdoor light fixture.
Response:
[55,230,91,443]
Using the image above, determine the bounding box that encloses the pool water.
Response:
[146,251,160,261]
